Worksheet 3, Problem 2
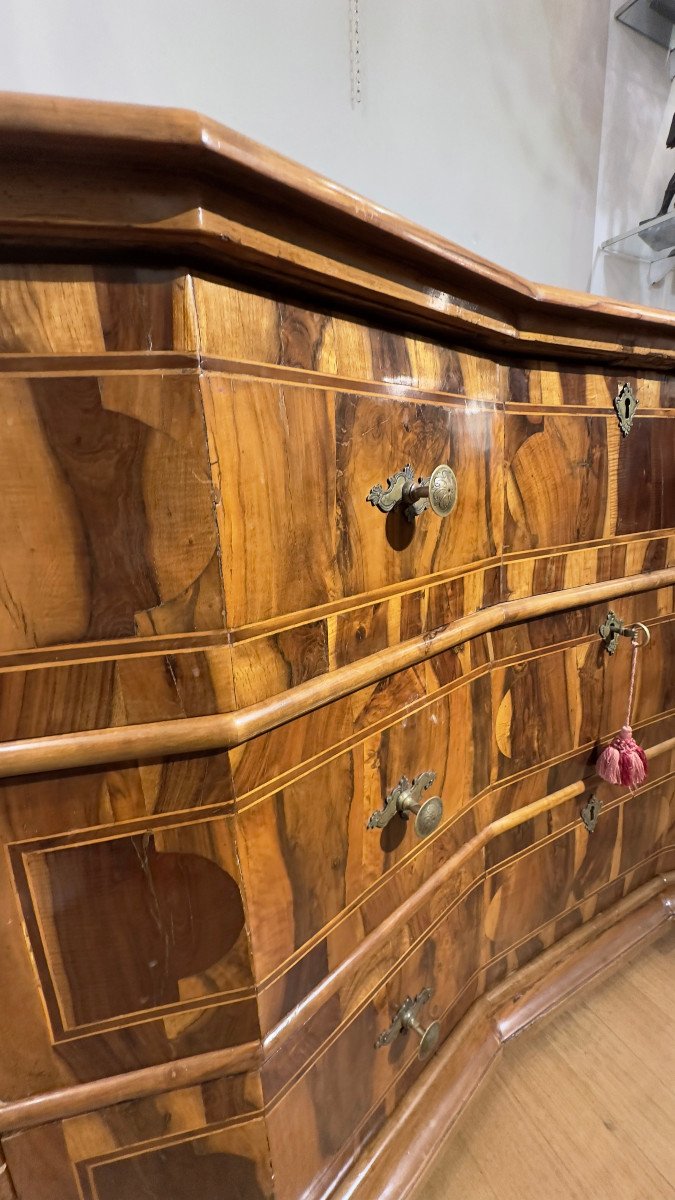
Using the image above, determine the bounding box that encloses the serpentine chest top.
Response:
[0,94,673,1200]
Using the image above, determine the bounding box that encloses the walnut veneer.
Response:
[0,94,673,1200]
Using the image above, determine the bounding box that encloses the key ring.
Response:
[629,622,650,647]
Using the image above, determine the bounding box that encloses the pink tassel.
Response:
[597,633,648,790]
[597,725,647,789]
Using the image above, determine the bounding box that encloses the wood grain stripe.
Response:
[0,873,670,1138]
[0,1041,262,1135]
[261,733,675,1055]
[331,879,675,1200]
[0,568,673,779]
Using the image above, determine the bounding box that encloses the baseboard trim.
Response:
[331,873,675,1200]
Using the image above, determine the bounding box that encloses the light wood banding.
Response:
[0,568,673,779]
[0,93,673,1200]
[332,879,675,1200]
[1,94,675,363]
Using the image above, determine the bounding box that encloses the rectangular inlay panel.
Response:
[10,815,253,1034]
[0,372,222,651]
[80,1122,274,1200]
[505,412,675,552]
[1,1085,271,1200]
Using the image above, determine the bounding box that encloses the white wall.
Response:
[0,0,610,292]
[591,0,675,309]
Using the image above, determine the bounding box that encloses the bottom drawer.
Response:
[263,771,675,1200]
[1,1070,271,1200]
[3,775,673,1200]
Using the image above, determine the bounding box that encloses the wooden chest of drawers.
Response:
[0,95,673,1200]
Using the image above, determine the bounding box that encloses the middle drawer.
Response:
[236,613,675,987]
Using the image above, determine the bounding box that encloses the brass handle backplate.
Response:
[375,987,441,1060]
[367,463,457,523]
[367,771,443,839]
[599,610,651,656]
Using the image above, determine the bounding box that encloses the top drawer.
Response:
[194,277,503,629]
[202,376,502,628]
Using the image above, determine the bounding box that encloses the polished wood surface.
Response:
[1,96,675,361]
[415,929,675,1200]
[0,569,673,779]
[0,1150,15,1200]
[2,1075,274,1200]
[0,1043,261,1136]
[0,93,673,1200]
[334,881,675,1200]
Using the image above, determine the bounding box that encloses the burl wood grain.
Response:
[192,279,500,400]
[0,265,198,356]
[0,269,673,658]
[0,595,671,1109]
[505,412,675,551]
[1,1071,272,1200]
[0,754,259,1100]
[202,375,501,627]
[0,238,672,1200]
[262,783,675,1200]
[0,372,222,649]
[506,361,675,410]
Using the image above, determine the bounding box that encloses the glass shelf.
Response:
[601,211,675,263]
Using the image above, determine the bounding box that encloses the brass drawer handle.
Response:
[367,771,443,839]
[375,987,441,1060]
[599,610,651,656]
[366,463,457,522]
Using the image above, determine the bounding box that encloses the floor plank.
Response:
[415,928,675,1200]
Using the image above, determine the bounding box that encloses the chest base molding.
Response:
[331,873,674,1200]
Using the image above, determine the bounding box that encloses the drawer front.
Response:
[0,265,197,356]
[1,1071,270,1200]
[228,581,675,800]
[0,643,237,743]
[0,372,223,653]
[504,409,675,553]
[192,279,501,405]
[237,609,675,984]
[506,362,675,412]
[0,768,257,1100]
[203,375,502,628]
[263,772,675,1200]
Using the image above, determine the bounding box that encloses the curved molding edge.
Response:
[0,1041,261,1136]
[2,94,675,363]
[263,732,675,1054]
[0,567,674,779]
[331,875,675,1200]
[0,753,672,1138]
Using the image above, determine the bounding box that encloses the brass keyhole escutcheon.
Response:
[367,772,444,839]
[613,382,638,437]
[367,463,458,523]
[581,794,602,833]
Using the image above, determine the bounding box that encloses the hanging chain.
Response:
[349,0,362,108]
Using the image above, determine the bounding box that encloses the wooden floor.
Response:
[416,928,675,1200]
